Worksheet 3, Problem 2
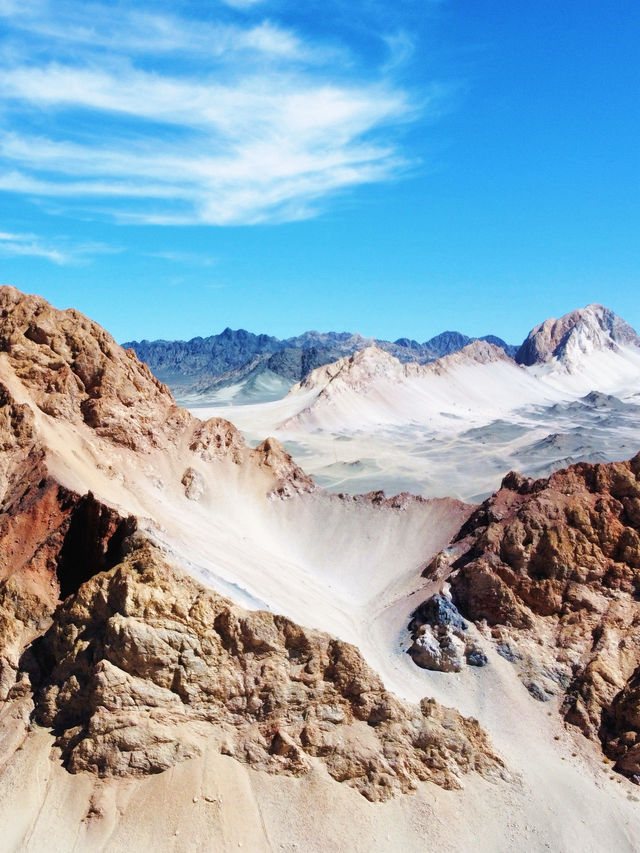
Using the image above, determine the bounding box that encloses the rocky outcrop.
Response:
[423,454,640,778]
[12,540,504,801]
[601,667,640,779]
[250,437,315,497]
[0,286,317,500]
[0,285,190,450]
[0,371,137,699]
[408,594,487,672]
[0,473,135,698]
[188,416,247,464]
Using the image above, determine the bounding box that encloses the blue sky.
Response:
[0,0,638,344]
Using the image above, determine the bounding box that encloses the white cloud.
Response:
[0,1,306,60]
[220,0,267,9]
[147,251,217,266]
[0,231,118,264]
[0,231,67,263]
[383,31,415,71]
[0,1,425,226]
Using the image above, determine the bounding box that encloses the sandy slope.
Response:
[2,704,640,853]
[2,318,640,852]
[2,370,639,852]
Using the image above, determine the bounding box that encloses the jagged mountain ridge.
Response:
[124,303,637,404]
[199,304,640,502]
[292,304,640,409]
[124,326,517,398]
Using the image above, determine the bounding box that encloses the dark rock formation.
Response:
[123,326,518,399]
[407,594,487,673]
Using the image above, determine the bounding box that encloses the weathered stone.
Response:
[409,625,465,673]
[23,542,505,801]
[409,594,468,633]
[426,454,640,777]
[181,467,206,501]
[466,648,488,667]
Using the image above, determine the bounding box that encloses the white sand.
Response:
[192,344,640,501]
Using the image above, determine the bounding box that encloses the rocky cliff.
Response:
[14,539,502,801]
[423,454,640,780]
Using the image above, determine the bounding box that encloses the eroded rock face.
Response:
[0,378,136,699]
[20,541,504,801]
[0,287,317,501]
[602,667,640,777]
[0,478,135,698]
[250,437,315,498]
[0,286,191,451]
[424,455,640,777]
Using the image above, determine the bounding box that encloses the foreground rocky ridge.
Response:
[0,479,504,801]
[423,454,640,779]
[0,285,504,802]
[13,539,502,801]
[0,285,314,500]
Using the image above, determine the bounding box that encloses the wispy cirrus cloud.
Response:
[0,231,67,264]
[0,0,435,226]
[0,230,118,264]
[1,0,310,61]
[147,251,217,266]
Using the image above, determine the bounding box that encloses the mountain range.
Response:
[123,327,518,401]
[125,303,639,409]
[196,304,640,502]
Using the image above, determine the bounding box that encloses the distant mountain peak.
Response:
[425,330,472,356]
[515,304,640,368]
[298,345,402,394]
[449,339,513,366]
